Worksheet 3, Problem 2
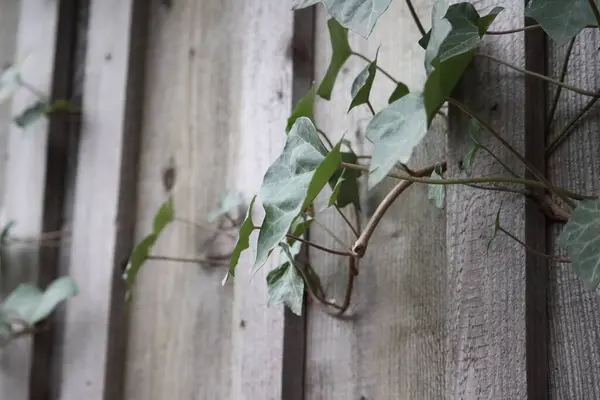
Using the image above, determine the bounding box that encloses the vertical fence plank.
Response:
[0,1,62,398]
[547,30,600,399]
[230,1,295,397]
[58,0,148,398]
[446,1,531,398]
[307,1,446,398]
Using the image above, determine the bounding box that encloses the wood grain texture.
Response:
[0,1,61,398]
[446,1,529,398]
[58,0,148,398]
[306,1,446,398]
[547,30,600,399]
[125,1,294,399]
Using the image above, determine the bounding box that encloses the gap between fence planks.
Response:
[306,1,446,399]
[0,1,63,399]
[58,0,149,398]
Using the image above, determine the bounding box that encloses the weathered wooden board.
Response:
[306,1,446,398]
[547,31,600,399]
[125,1,295,399]
[0,0,61,398]
[445,1,532,398]
[58,0,148,398]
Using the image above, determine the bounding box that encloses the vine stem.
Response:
[405,0,426,36]
[286,232,355,257]
[316,127,334,149]
[588,0,600,32]
[335,205,359,238]
[340,161,590,201]
[498,227,570,263]
[547,38,576,133]
[546,96,599,155]
[486,25,541,35]
[366,101,376,116]
[478,53,600,98]
[447,98,576,208]
[351,52,398,84]
[352,164,438,257]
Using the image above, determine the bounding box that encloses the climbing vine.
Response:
[125,0,600,316]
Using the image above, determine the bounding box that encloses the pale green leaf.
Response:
[558,200,600,290]
[427,169,445,209]
[13,101,49,128]
[388,82,409,103]
[525,0,600,44]
[208,191,244,222]
[292,0,393,38]
[1,276,78,325]
[266,242,305,315]
[316,19,352,100]
[287,85,317,133]
[254,117,341,270]
[227,196,257,279]
[349,49,378,111]
[365,92,428,189]
[436,3,481,62]
[425,0,452,75]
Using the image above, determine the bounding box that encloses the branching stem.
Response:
[335,206,360,238]
[498,227,570,263]
[478,53,600,98]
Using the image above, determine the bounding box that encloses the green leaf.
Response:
[123,198,175,297]
[153,197,175,233]
[317,19,352,100]
[525,0,600,44]
[348,49,378,111]
[558,200,600,290]
[1,276,78,325]
[266,242,305,315]
[226,196,257,279]
[208,190,245,223]
[292,0,393,38]
[365,92,428,189]
[427,169,445,209]
[0,64,23,104]
[254,117,341,270]
[435,3,481,63]
[289,213,314,243]
[327,151,361,209]
[287,85,317,133]
[424,0,452,75]
[13,101,50,128]
[461,119,483,177]
[478,6,504,35]
[388,82,409,104]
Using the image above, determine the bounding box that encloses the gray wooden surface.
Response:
[306,1,446,398]
[124,1,295,399]
[445,1,528,398]
[0,1,61,398]
[547,30,600,399]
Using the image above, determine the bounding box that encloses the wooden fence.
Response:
[0,0,598,399]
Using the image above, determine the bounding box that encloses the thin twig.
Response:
[335,206,360,238]
[448,98,576,208]
[547,38,576,133]
[285,233,356,257]
[405,0,426,36]
[351,52,399,84]
[366,101,376,116]
[478,53,600,98]
[546,96,599,155]
[479,143,520,178]
[316,127,334,149]
[499,227,570,263]
[311,218,351,250]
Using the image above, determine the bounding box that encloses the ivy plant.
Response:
[126,0,600,316]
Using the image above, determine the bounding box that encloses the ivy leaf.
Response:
[266,242,305,315]
[388,82,409,103]
[478,6,504,35]
[226,196,257,281]
[365,92,428,189]
[208,190,245,223]
[254,117,342,270]
[123,198,175,298]
[1,276,78,325]
[317,19,352,100]
[287,85,317,133]
[424,0,452,75]
[328,151,361,209]
[348,49,378,112]
[288,212,314,244]
[427,168,445,209]
[558,200,600,290]
[292,0,393,38]
[13,101,50,128]
[525,0,600,44]
[461,118,483,177]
